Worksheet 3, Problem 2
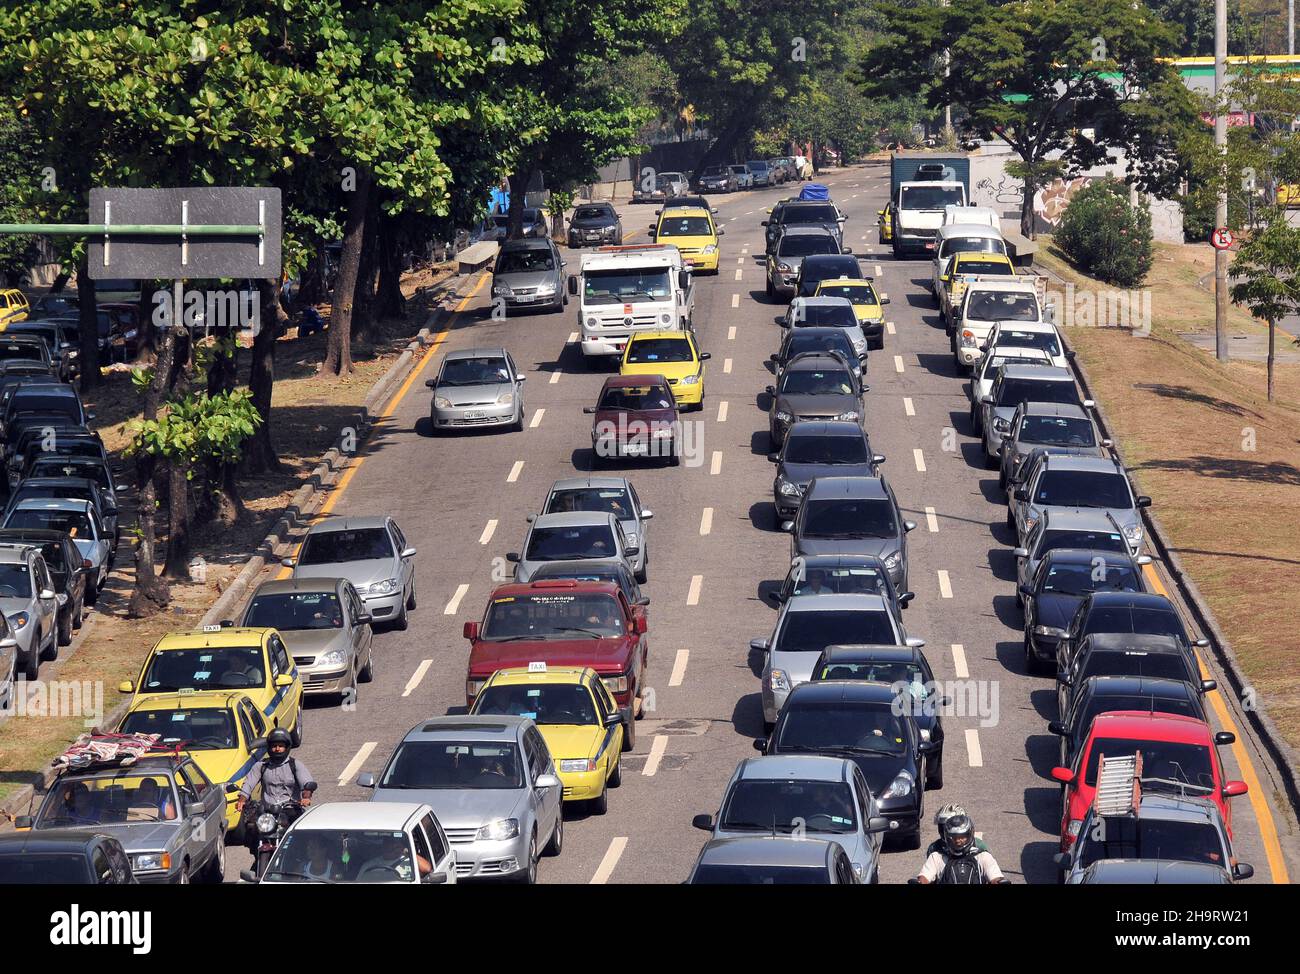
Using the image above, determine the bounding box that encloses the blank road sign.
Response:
[87,187,281,280]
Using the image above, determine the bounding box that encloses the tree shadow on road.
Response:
[1133,383,1265,421]
[1136,455,1300,488]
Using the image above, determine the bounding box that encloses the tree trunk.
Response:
[74,254,100,391]
[1020,165,1037,239]
[133,281,157,363]
[244,279,284,475]
[352,197,382,340]
[1267,317,1275,401]
[507,168,538,240]
[198,336,243,527]
[127,324,178,616]
[296,246,327,311]
[162,331,193,580]
[375,221,407,321]
[48,270,70,295]
[321,167,372,375]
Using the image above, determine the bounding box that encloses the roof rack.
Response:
[51,732,177,775]
[1095,752,1142,818]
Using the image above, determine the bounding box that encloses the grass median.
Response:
[1037,238,1300,749]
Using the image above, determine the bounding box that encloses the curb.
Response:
[1038,259,1300,817]
[1,271,481,820]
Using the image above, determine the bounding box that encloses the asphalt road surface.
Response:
[224,163,1297,884]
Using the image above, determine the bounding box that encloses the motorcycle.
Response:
[244,799,304,880]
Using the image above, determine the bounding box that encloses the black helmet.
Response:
[942,813,976,857]
[266,728,293,750]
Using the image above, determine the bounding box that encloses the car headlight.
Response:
[602,675,629,694]
[466,679,485,698]
[1033,625,1065,639]
[882,551,901,571]
[492,284,512,297]
[679,373,700,385]
[960,330,977,346]
[434,396,453,409]
[769,668,791,692]
[1023,515,1039,535]
[1123,524,1143,543]
[775,410,792,424]
[778,480,801,497]
[476,818,520,842]
[364,578,399,595]
[852,861,867,880]
[7,612,29,630]
[702,244,718,254]
[256,813,278,835]
[560,759,597,773]
[835,410,859,421]
[496,390,514,405]
[535,283,556,296]
[778,262,792,272]
[880,770,915,800]
[132,852,171,872]
[316,648,347,668]
[604,225,618,236]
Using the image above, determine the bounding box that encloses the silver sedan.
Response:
[426,347,527,433]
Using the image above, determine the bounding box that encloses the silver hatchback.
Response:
[285,516,417,630]
[535,477,653,583]
[426,347,527,433]
[0,542,59,679]
[507,511,637,584]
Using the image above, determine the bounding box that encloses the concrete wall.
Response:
[968,143,1184,243]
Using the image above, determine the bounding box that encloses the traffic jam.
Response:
[0,156,1287,899]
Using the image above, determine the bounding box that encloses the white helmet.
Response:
[934,802,968,830]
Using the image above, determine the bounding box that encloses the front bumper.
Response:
[1026,630,1060,663]
[298,664,354,695]
[957,343,985,368]
[894,233,937,256]
[446,834,531,880]
[569,229,618,247]
[769,272,796,297]
[669,379,704,406]
[359,589,403,622]
[984,428,1007,459]
[861,319,884,342]
[559,766,607,802]
[593,432,675,461]
[773,483,804,519]
[877,795,922,834]
[684,252,719,272]
[496,291,561,309]
[433,403,517,430]
[581,336,631,358]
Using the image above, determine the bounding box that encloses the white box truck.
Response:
[568,244,696,361]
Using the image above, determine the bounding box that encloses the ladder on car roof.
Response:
[1095,752,1142,818]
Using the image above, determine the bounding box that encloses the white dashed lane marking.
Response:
[699,507,713,535]
[478,519,497,545]
[965,729,983,768]
[567,332,578,343]
[875,264,883,277]
[507,460,524,482]
[337,742,377,787]
[723,357,732,374]
[925,506,939,532]
[643,735,668,776]
[710,451,722,475]
[903,397,915,416]
[549,370,561,384]
[727,326,736,340]
[734,268,742,281]
[894,355,905,373]
[529,408,545,428]
[913,449,926,472]
[937,569,953,599]
[886,321,895,335]
[590,837,628,884]
[731,294,739,308]
[717,401,729,423]
[402,660,432,698]
[686,574,703,605]
[669,649,690,686]
[444,583,470,616]
[951,644,969,679]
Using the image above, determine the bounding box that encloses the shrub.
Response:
[1055,178,1154,287]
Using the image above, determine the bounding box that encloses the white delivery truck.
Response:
[951,277,1050,369]
[568,244,696,362]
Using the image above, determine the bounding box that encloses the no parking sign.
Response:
[1211,227,1235,250]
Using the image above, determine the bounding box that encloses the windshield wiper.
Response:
[815,744,895,757]
[552,626,606,639]
[266,871,333,884]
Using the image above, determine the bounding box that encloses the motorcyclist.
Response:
[236,728,317,849]
[926,803,990,857]
[915,812,1008,884]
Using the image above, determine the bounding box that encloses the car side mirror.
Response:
[716,228,725,236]
[1199,679,1218,693]
[765,385,775,395]
[280,557,296,568]
[583,405,597,414]
[1223,780,1248,798]
[250,737,267,751]
[866,816,896,835]
[623,543,640,556]
[1013,547,1029,559]
[604,711,623,727]
[750,638,770,653]
[761,220,769,226]
[872,454,886,465]
[568,276,578,295]
[767,452,780,463]
[752,738,768,753]
[424,870,449,884]
[842,246,852,254]
[1136,496,1152,508]
[881,296,891,304]
[535,773,561,790]
[505,552,520,562]
[424,379,437,388]
[692,813,714,831]
[185,802,204,820]
[463,621,480,640]
[1019,584,1034,597]
[1194,638,1210,648]
[1013,487,1028,502]
[904,521,916,533]
[980,396,994,405]
[779,520,794,532]
[917,739,935,754]
[1083,399,1096,409]
[516,374,527,382]
[239,869,258,884]
[1048,720,1068,736]
[118,680,135,693]
[356,613,373,626]
[1136,555,1152,566]
[1233,863,1255,881]
[275,674,293,688]
[1214,731,1235,746]
[641,510,654,520]
[1050,767,1074,784]
[905,637,926,649]
[401,547,417,559]
[700,352,711,361]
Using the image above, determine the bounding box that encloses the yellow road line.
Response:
[1141,562,1290,884]
[274,272,491,579]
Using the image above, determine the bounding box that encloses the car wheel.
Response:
[1005,507,1015,530]
[970,406,981,434]
[765,278,774,300]
[57,611,72,647]
[73,597,83,631]
[406,582,417,611]
[516,833,539,884]
[926,749,944,790]
[290,716,303,748]
[634,555,647,585]
[609,756,622,788]
[85,580,99,607]
[511,407,524,432]
[41,627,57,662]
[359,645,375,682]
[201,832,226,883]
[177,861,191,885]
[1023,634,1039,674]
[591,785,609,816]
[391,597,409,632]
[22,648,38,681]
[543,813,563,857]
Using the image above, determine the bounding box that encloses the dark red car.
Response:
[463,579,648,748]
[583,375,680,466]
[1049,711,1247,851]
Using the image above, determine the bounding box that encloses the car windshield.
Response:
[1083,738,1215,789]
[1083,607,1186,641]
[748,161,769,171]
[791,566,888,598]
[14,486,92,509]
[783,205,838,225]
[0,562,32,598]
[496,249,555,274]
[1040,530,1127,558]
[481,592,624,639]
[780,369,855,396]
[379,741,523,790]
[720,780,857,834]
[1078,818,1225,869]
[119,708,238,751]
[1079,649,1194,686]
[625,338,694,363]
[793,305,857,328]
[994,329,1061,356]
[778,610,896,653]
[784,435,868,465]
[266,828,423,883]
[299,528,393,564]
[583,269,671,304]
[439,357,511,386]
[778,702,909,756]
[967,292,1040,322]
[980,354,1043,382]
[545,488,633,520]
[140,646,265,692]
[1076,692,1200,736]
[30,462,109,490]
[996,378,1078,408]
[1019,416,1095,447]
[597,384,674,411]
[939,237,1005,259]
[1035,471,1131,509]
[729,166,748,175]
[0,854,92,883]
[778,235,838,258]
[0,342,44,362]
[35,773,177,827]
[657,216,712,237]
[475,683,598,725]
[702,167,727,177]
[245,591,344,630]
[4,509,91,538]
[900,185,965,209]
[816,283,877,305]
[954,259,1013,276]
[802,499,897,539]
[693,863,830,884]
[525,525,616,561]
[818,661,928,693]
[573,206,614,221]
[1040,562,1139,596]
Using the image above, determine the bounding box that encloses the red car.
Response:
[463,579,648,748]
[583,375,680,465]
[1049,711,1247,851]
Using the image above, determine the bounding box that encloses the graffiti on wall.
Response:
[1035,176,1095,229]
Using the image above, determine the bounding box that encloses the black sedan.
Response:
[567,202,622,248]
[1050,674,1208,766]
[0,830,135,884]
[756,680,934,847]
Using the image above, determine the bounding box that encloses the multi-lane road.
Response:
[224,162,1297,884]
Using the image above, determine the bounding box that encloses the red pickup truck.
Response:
[464,579,648,749]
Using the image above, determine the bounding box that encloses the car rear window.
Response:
[778,235,838,258]
[996,377,1079,408]
[1079,649,1195,686]
[1034,470,1131,509]
[782,205,838,224]
[1040,529,1127,557]
[802,499,897,540]
[792,305,857,329]
[1019,416,1095,447]
[777,610,896,653]
[525,525,616,562]
[785,434,869,465]
[1083,737,1215,789]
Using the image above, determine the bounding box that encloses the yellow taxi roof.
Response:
[954,252,1013,265]
[816,278,877,290]
[627,330,693,343]
[151,627,274,652]
[123,689,248,714]
[486,665,598,686]
[659,206,712,219]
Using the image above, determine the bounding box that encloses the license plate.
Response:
[925,242,935,249]
[623,443,647,455]
[465,411,485,419]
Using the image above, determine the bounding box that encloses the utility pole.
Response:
[1215,0,1229,362]
[1291,0,1295,55]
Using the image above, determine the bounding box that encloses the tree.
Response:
[1230,217,1300,401]
[861,0,1201,236]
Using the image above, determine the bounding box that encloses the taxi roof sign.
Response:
[528,661,548,673]
[201,625,223,633]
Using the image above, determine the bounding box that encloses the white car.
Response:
[781,296,868,359]
[968,347,1052,434]
[983,320,1071,370]
[251,801,457,884]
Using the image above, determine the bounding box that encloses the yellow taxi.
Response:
[469,663,624,813]
[814,277,889,350]
[0,289,30,328]
[650,206,722,272]
[619,330,709,409]
[1278,183,1300,207]
[877,206,893,243]
[116,689,270,832]
[119,625,305,748]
